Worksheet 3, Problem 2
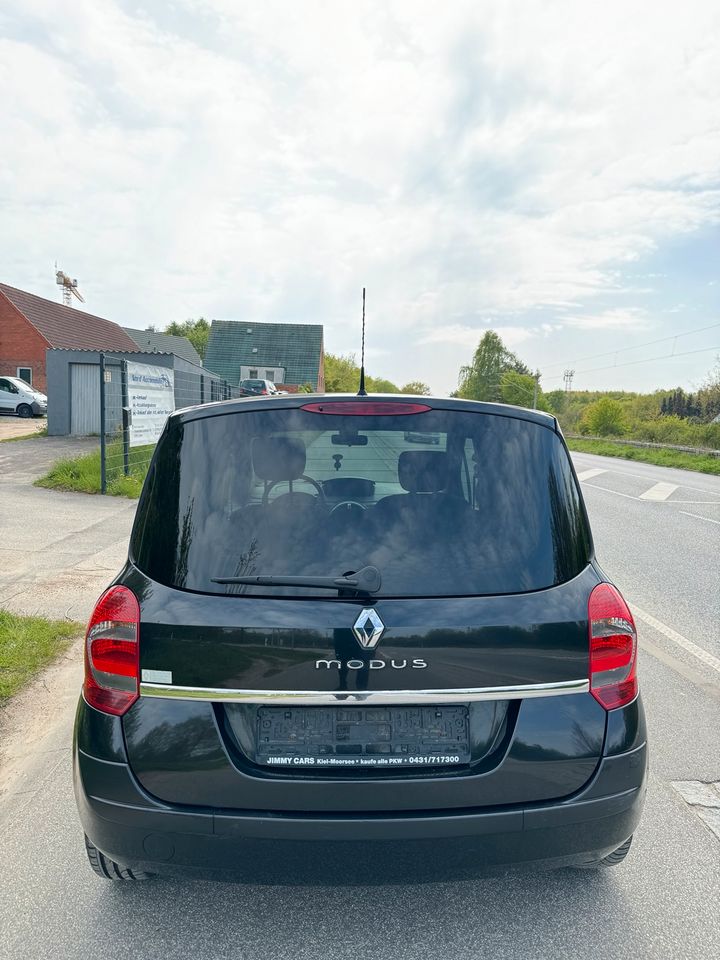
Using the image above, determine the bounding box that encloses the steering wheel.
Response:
[329,500,367,518]
[263,475,326,505]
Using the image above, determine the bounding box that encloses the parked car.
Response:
[238,378,279,396]
[74,394,646,882]
[0,376,47,417]
[404,429,441,444]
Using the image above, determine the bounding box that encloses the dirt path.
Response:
[0,417,46,440]
[0,635,82,801]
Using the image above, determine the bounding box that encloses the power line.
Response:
[542,344,719,383]
[541,320,720,373]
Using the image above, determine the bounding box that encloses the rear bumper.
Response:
[74,739,647,881]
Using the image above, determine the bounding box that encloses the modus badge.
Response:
[315,608,428,670]
[352,608,385,650]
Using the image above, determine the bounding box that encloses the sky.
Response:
[1,0,719,395]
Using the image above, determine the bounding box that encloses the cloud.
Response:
[563,308,651,331]
[0,0,719,393]
[420,322,558,349]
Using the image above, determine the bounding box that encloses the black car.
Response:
[403,428,441,444]
[238,378,279,397]
[74,394,647,882]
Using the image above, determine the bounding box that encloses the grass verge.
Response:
[34,441,153,498]
[0,610,81,701]
[566,437,720,476]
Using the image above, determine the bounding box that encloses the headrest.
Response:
[398,451,448,493]
[252,437,306,481]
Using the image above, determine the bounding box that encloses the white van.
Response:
[0,376,47,418]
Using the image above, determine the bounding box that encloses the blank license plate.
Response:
[256,705,470,768]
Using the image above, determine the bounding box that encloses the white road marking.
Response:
[639,481,679,501]
[576,468,607,481]
[680,511,720,525]
[630,604,720,676]
[582,482,720,505]
[583,483,638,500]
[570,455,720,497]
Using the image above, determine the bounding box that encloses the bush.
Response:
[566,438,720,476]
[580,398,626,436]
[626,415,720,449]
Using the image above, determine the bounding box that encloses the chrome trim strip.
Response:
[139,678,589,705]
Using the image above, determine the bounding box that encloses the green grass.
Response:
[0,425,48,442]
[566,437,720,476]
[34,440,153,498]
[0,610,81,701]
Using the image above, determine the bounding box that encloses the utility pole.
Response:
[532,370,540,409]
[563,369,575,393]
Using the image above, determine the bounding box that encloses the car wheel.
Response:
[576,835,633,869]
[84,835,154,880]
[16,404,33,418]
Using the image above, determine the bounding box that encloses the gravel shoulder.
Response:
[0,417,46,441]
[0,635,82,802]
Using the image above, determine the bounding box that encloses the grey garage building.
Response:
[46,348,234,437]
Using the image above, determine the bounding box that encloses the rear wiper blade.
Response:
[211,564,381,594]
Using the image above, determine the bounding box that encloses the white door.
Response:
[0,377,19,413]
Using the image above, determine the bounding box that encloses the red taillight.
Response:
[301,402,431,416]
[83,586,140,716]
[588,583,638,710]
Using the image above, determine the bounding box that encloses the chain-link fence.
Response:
[99,354,241,494]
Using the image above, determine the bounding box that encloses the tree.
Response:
[323,353,414,394]
[165,317,211,360]
[499,371,549,411]
[544,390,566,415]
[697,360,720,422]
[660,387,701,420]
[580,398,626,436]
[366,377,399,393]
[324,353,362,392]
[456,331,532,402]
[400,380,431,395]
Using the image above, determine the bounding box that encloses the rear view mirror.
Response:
[331,432,369,446]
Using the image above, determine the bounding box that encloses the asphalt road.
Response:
[1,449,719,960]
[0,437,135,619]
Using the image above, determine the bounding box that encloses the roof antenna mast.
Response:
[357,287,368,396]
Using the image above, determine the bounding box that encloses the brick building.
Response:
[0,282,138,392]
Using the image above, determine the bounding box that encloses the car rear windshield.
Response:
[131,406,591,598]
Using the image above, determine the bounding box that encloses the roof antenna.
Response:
[357,287,368,396]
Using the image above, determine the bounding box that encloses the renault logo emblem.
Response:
[352,608,385,650]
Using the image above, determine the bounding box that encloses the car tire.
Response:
[84,835,154,880]
[575,835,633,869]
[16,404,33,418]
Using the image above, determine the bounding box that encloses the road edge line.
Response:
[630,604,720,676]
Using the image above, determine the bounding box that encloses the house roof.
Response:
[122,327,202,366]
[0,283,139,353]
[205,320,324,387]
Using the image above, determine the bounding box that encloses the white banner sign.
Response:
[126,362,175,447]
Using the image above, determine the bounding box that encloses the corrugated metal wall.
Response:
[48,351,236,437]
[69,364,101,435]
